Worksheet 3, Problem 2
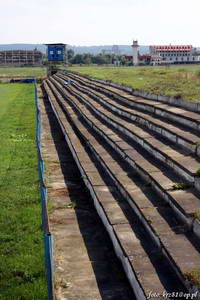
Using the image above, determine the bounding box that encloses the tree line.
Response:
[67,49,130,65]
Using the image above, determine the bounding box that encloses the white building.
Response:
[132,40,139,66]
[149,45,200,64]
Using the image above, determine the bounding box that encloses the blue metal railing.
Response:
[34,80,54,300]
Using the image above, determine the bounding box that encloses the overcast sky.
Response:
[1,0,200,46]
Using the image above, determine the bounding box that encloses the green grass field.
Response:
[0,84,47,299]
[1,64,200,101]
[0,66,46,79]
[69,65,200,102]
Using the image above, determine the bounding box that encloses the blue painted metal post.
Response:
[34,81,54,300]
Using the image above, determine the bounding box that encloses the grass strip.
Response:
[68,65,200,102]
[0,83,47,299]
[0,67,46,79]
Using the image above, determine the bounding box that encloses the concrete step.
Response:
[45,79,200,295]
[49,76,200,228]
[60,73,199,156]
[54,75,200,194]
[66,77,200,180]
[63,70,200,114]
[66,72,200,136]
[40,92,138,300]
[43,81,187,299]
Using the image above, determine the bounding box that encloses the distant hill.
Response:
[0,44,149,55]
[69,45,149,55]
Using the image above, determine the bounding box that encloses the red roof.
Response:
[150,45,192,51]
[139,55,151,59]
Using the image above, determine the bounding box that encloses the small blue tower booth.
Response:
[45,43,66,62]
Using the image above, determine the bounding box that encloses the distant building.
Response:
[125,41,200,66]
[112,45,120,55]
[149,45,200,64]
[102,49,112,55]
[125,54,152,65]
[45,43,66,62]
[0,49,43,66]
[102,45,120,55]
[132,40,139,66]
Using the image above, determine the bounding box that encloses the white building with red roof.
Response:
[125,41,200,66]
[149,45,200,64]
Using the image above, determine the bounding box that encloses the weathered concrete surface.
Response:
[51,73,200,294]
[39,89,134,300]
[68,70,200,113]
[45,80,192,293]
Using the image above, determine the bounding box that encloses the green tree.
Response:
[67,49,75,61]
[71,54,83,64]
[82,53,92,64]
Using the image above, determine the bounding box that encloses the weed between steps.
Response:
[194,210,200,222]
[184,270,200,287]
[172,182,191,190]
[196,167,200,177]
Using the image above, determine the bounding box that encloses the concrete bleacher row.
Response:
[43,72,200,299]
